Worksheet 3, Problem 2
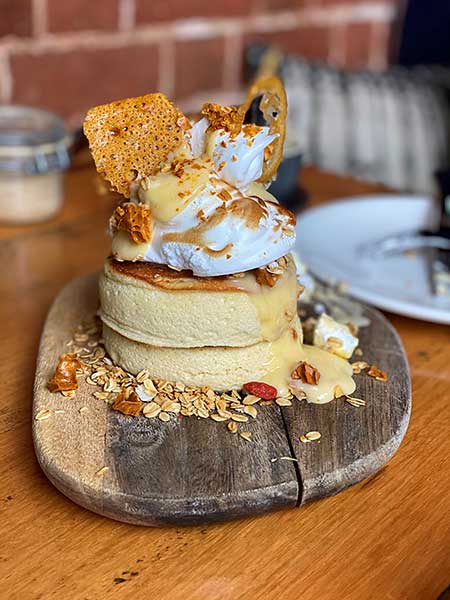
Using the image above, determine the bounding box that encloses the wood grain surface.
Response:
[1,160,449,599]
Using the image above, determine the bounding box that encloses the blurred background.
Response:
[2,0,450,196]
[1,0,404,123]
[1,4,449,334]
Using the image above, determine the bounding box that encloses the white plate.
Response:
[295,195,450,324]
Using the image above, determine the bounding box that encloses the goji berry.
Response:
[243,381,278,400]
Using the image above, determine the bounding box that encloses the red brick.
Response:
[246,26,330,61]
[263,0,308,10]
[344,22,372,68]
[0,0,32,38]
[10,45,159,123]
[47,0,119,32]
[174,38,225,99]
[136,0,254,23]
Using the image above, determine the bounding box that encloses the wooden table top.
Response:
[1,161,449,600]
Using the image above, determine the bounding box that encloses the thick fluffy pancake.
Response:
[99,257,300,348]
[103,318,302,391]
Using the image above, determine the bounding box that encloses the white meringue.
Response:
[111,117,295,276]
[206,127,277,191]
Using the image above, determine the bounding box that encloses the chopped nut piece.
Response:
[111,390,142,417]
[47,353,83,392]
[218,189,232,201]
[110,202,152,244]
[171,159,185,178]
[368,365,388,382]
[201,102,244,134]
[255,268,278,287]
[291,361,320,385]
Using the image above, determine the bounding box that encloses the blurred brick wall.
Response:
[0,0,402,125]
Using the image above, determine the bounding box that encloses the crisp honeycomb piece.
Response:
[83,93,185,197]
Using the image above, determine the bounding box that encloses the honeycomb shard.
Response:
[83,93,185,197]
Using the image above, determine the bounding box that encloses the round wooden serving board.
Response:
[33,273,411,526]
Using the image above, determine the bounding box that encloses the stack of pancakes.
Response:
[99,257,302,391]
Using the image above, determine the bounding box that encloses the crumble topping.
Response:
[110,202,152,244]
[201,103,244,135]
[47,353,83,392]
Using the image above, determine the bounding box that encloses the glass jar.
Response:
[0,105,71,224]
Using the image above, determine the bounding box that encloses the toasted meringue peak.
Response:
[111,114,296,276]
[206,126,277,191]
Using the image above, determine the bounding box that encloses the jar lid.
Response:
[0,105,72,175]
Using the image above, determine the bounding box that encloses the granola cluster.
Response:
[47,354,83,392]
[45,315,389,434]
[255,255,290,287]
[110,202,152,244]
[46,317,305,438]
[201,103,244,135]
